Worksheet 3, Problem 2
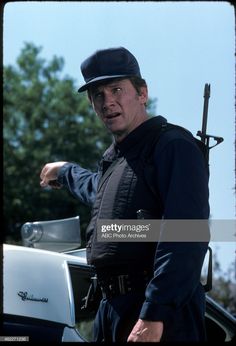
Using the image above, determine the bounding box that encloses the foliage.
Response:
[208,252,236,316]
[202,250,236,316]
[3,43,113,243]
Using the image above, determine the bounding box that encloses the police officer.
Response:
[40,47,210,342]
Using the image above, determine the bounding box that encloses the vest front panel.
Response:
[86,154,161,268]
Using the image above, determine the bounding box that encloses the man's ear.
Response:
[87,90,92,103]
[87,91,95,109]
[138,86,148,105]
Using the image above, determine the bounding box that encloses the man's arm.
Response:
[40,161,99,207]
[57,162,99,206]
[128,131,210,342]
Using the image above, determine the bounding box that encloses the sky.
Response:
[3,1,235,276]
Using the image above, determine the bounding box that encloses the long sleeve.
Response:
[57,162,99,207]
[139,129,210,322]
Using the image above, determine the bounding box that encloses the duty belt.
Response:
[96,270,151,299]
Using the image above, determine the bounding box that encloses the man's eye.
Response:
[113,87,122,94]
[94,92,103,99]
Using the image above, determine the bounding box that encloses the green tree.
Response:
[3,43,112,243]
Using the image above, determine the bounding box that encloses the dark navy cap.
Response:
[78,47,142,92]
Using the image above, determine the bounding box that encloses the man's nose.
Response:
[102,92,115,110]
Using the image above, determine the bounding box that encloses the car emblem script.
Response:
[17,291,48,303]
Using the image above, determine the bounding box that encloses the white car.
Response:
[2,216,236,342]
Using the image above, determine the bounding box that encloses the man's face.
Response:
[89,79,148,142]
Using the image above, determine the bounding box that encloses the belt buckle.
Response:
[100,284,113,299]
[100,279,116,299]
[117,274,131,295]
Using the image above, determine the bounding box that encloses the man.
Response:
[40,47,210,342]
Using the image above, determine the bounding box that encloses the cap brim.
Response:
[77,74,133,92]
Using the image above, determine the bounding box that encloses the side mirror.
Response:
[21,216,81,252]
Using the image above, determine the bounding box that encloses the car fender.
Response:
[3,244,86,327]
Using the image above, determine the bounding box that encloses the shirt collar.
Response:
[116,115,167,155]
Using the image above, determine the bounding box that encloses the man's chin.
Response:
[110,129,129,142]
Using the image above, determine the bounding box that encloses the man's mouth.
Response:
[106,112,121,119]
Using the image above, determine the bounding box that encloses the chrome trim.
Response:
[63,261,75,326]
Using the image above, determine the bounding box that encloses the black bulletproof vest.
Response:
[86,117,167,269]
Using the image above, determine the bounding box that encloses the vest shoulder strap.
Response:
[97,157,125,191]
